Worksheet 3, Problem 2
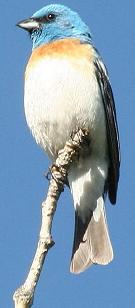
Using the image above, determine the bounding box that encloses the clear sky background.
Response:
[1,1,134,307]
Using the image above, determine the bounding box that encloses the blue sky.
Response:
[1,1,135,307]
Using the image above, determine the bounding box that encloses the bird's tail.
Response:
[70,198,113,274]
[68,160,113,274]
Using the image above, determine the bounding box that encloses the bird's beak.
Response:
[16,18,40,31]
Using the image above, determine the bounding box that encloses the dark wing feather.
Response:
[94,59,120,204]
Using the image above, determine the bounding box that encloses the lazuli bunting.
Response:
[17,4,120,274]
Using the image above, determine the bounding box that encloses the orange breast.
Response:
[25,38,95,76]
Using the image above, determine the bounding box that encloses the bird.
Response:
[17,4,120,274]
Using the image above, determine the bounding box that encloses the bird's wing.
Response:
[94,58,120,204]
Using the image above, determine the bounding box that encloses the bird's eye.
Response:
[34,13,56,24]
[46,13,56,21]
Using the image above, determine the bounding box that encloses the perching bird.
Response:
[17,4,120,274]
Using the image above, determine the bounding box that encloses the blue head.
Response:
[17,4,91,49]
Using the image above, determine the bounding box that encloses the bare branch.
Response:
[13,129,89,308]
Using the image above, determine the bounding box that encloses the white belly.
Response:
[24,57,107,159]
